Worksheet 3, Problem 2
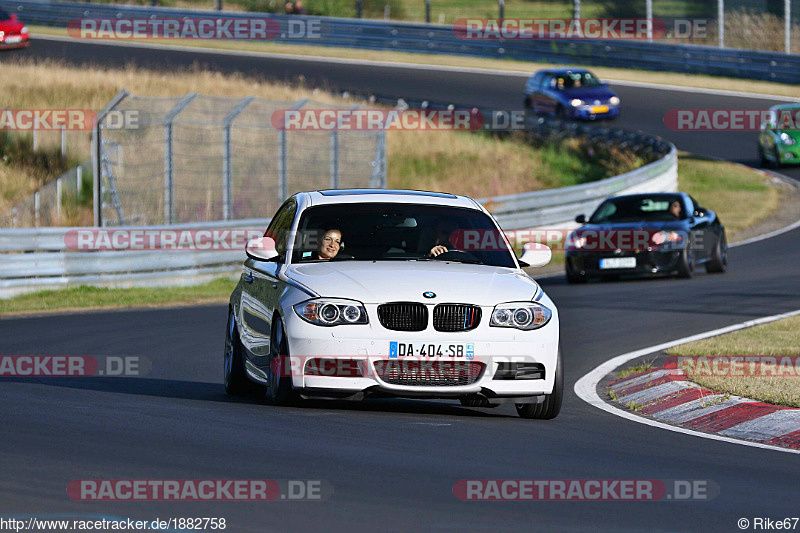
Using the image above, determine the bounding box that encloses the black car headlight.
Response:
[490,302,552,330]
[294,299,368,326]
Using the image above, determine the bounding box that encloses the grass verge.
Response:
[30,26,800,98]
[666,315,800,408]
[0,277,237,316]
[677,151,781,242]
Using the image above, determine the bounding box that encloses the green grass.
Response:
[616,361,655,380]
[0,277,237,315]
[667,315,800,408]
[677,152,780,240]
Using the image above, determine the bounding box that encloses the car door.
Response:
[532,74,558,115]
[238,199,296,364]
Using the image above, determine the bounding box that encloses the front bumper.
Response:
[569,105,620,120]
[272,302,559,400]
[0,36,29,49]
[777,144,800,164]
[566,249,682,277]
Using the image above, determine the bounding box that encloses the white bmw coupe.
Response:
[224,189,562,419]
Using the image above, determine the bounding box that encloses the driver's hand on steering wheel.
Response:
[429,245,448,257]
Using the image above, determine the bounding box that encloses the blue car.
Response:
[524,68,620,120]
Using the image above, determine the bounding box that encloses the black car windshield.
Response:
[590,196,685,223]
[292,203,517,268]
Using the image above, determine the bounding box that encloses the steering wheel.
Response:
[431,249,476,261]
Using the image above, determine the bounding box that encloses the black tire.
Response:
[523,97,532,110]
[266,315,297,406]
[773,147,783,169]
[759,144,769,168]
[224,309,265,396]
[556,105,567,121]
[565,268,587,284]
[705,232,728,273]
[676,247,694,279]
[516,350,563,420]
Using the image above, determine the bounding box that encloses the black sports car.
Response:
[565,193,727,283]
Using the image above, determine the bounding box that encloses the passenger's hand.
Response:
[429,245,448,257]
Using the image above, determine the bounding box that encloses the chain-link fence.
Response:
[95,91,387,227]
[0,161,92,228]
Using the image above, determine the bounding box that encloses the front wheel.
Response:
[676,247,694,279]
[705,232,728,273]
[266,316,298,406]
[516,350,563,420]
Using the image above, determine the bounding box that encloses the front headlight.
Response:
[779,132,797,145]
[20,26,28,34]
[570,99,583,107]
[652,231,684,246]
[294,298,368,326]
[609,96,620,105]
[568,233,587,249]
[490,302,552,330]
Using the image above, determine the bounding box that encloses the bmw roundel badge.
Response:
[423,291,436,299]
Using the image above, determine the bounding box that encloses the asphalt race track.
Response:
[1,37,800,531]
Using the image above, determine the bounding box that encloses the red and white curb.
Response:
[608,368,800,450]
[575,309,800,455]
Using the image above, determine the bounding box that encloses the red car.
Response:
[0,8,28,49]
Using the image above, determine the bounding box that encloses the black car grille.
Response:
[374,360,484,387]
[378,302,428,331]
[433,304,481,332]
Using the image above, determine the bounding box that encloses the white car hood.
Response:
[285,261,538,305]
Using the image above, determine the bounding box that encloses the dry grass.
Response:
[699,11,800,54]
[667,315,800,407]
[30,25,800,99]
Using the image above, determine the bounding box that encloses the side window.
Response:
[541,75,554,90]
[265,200,297,258]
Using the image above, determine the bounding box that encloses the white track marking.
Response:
[34,34,799,101]
[574,309,800,455]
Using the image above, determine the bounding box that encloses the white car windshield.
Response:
[291,203,517,268]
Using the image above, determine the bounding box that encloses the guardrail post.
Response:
[645,0,653,42]
[718,0,725,48]
[34,191,40,227]
[163,93,198,225]
[573,0,580,20]
[32,127,37,152]
[425,0,431,23]
[356,0,362,18]
[222,96,255,221]
[77,165,83,197]
[93,89,130,227]
[61,126,66,156]
[498,0,504,19]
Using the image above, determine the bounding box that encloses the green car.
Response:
[758,104,800,168]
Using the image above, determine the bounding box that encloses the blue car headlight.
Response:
[490,302,552,330]
[570,99,583,107]
[294,298,369,326]
[609,96,620,106]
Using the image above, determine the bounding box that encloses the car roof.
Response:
[304,189,481,209]
[606,192,686,201]
[770,103,800,111]
[535,67,593,76]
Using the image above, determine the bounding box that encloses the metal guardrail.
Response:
[10,0,800,83]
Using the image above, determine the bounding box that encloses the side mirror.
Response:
[575,214,586,224]
[518,242,552,268]
[245,237,279,262]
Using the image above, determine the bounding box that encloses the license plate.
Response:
[389,341,474,359]
[591,105,609,114]
[599,257,636,269]
[5,36,21,44]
